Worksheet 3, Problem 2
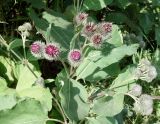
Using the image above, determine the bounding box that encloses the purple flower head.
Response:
[75,12,88,26]
[43,43,60,61]
[68,49,82,67]
[30,41,44,59]
[90,33,103,48]
[81,22,97,38]
[97,22,112,36]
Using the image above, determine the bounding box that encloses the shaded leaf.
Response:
[83,0,113,11]
[92,94,124,117]
[0,99,48,124]
[59,77,90,121]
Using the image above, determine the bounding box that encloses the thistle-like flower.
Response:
[81,22,97,38]
[30,41,44,59]
[97,22,112,36]
[43,43,60,61]
[68,49,82,67]
[74,12,88,26]
[134,94,153,116]
[90,33,103,48]
[130,84,142,97]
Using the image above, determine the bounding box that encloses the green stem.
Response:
[79,0,84,11]
[60,59,69,78]
[22,35,27,59]
[52,96,67,124]
[77,0,79,12]
[0,35,22,61]
[47,118,64,124]
[125,93,138,102]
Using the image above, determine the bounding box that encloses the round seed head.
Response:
[30,41,44,59]
[147,66,157,81]
[43,43,60,61]
[134,94,153,115]
[68,49,82,67]
[130,84,142,96]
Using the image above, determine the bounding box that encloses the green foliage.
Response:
[92,94,124,117]
[16,63,41,91]
[0,99,48,124]
[1,0,160,124]
[110,66,137,93]
[86,116,118,124]
[83,0,113,11]
[58,70,90,121]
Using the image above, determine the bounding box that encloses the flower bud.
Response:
[68,49,82,67]
[74,12,88,26]
[130,84,142,96]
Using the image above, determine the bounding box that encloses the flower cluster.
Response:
[128,84,153,116]
[18,22,32,37]
[133,94,153,116]
[30,41,82,67]
[30,41,60,61]
[135,58,157,82]
[74,12,112,49]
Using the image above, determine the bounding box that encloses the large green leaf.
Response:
[106,25,123,47]
[86,116,118,124]
[76,59,98,80]
[0,56,15,83]
[42,11,73,30]
[106,12,128,24]
[0,77,17,111]
[0,99,48,124]
[16,63,41,91]
[96,44,139,69]
[82,0,113,11]
[8,39,23,50]
[0,77,7,92]
[92,94,124,117]
[109,66,137,93]
[155,27,160,46]
[17,86,52,112]
[76,44,138,80]
[139,13,154,34]
[24,0,46,9]
[59,76,90,121]
[85,63,120,82]
[0,94,17,111]
[113,0,131,8]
